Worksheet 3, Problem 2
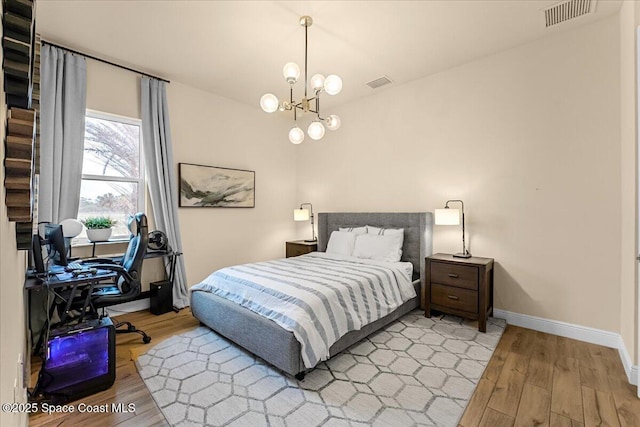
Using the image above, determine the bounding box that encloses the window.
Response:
[77,110,144,241]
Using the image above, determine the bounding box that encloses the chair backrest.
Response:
[119,212,148,294]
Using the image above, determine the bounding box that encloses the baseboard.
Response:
[493,309,638,386]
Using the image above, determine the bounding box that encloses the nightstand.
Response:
[286,240,318,258]
[424,253,494,332]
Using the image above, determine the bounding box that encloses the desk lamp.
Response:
[434,200,471,258]
[60,218,83,258]
[294,203,316,242]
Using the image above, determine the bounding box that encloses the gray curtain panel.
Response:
[39,45,87,224]
[141,77,189,308]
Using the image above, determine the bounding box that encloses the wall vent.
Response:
[366,76,393,89]
[543,0,596,28]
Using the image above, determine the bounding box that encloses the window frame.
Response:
[77,109,145,243]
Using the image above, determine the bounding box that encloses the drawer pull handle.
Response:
[447,295,459,300]
[448,273,459,278]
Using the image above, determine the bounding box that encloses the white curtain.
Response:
[141,77,189,308]
[39,45,87,223]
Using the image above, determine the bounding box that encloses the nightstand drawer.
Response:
[431,284,477,313]
[286,241,317,258]
[431,262,478,290]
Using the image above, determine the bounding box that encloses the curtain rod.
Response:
[41,39,170,84]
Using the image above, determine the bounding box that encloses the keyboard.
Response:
[64,262,84,272]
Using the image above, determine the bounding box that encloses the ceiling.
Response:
[37,1,622,109]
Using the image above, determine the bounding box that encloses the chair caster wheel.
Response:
[143,336,151,344]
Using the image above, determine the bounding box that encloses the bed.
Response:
[191,212,433,379]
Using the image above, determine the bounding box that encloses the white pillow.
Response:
[326,231,357,256]
[367,226,404,238]
[339,226,367,235]
[352,234,403,263]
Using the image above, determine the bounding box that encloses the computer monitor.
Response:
[44,224,68,266]
[31,234,46,275]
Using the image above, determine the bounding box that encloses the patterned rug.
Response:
[136,311,505,427]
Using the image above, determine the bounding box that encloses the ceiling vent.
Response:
[543,0,596,28]
[366,76,393,89]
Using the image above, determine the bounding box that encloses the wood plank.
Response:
[579,365,610,393]
[550,412,584,427]
[581,386,620,427]
[479,407,515,427]
[527,357,554,391]
[609,378,640,427]
[487,351,529,417]
[460,378,496,427]
[514,383,550,427]
[551,357,584,423]
[550,412,573,427]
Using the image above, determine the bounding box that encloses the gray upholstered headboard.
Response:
[317,212,433,284]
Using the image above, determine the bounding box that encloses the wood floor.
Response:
[29,311,639,427]
[460,325,640,427]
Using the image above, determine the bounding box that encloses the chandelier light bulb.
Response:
[308,121,325,140]
[324,75,343,95]
[283,62,301,84]
[260,93,279,113]
[325,115,341,131]
[289,126,305,144]
[310,74,325,91]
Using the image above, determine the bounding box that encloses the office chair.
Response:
[81,212,152,344]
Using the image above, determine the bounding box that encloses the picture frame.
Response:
[178,163,255,208]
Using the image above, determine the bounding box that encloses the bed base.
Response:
[191,280,420,378]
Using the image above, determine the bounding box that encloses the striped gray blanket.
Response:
[190,252,416,368]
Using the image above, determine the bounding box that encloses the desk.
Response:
[82,249,181,298]
[26,268,117,352]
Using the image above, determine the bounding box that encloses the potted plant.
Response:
[82,216,116,242]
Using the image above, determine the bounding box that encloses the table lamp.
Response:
[294,203,316,242]
[434,200,471,258]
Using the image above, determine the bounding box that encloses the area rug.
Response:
[136,311,505,427]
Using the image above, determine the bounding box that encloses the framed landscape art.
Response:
[178,163,255,208]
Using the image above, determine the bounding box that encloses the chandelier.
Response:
[260,16,342,144]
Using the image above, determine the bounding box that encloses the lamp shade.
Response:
[60,218,83,238]
[325,115,341,130]
[434,208,460,225]
[308,121,325,140]
[294,208,310,221]
[260,93,279,113]
[310,74,325,91]
[289,126,305,144]
[324,74,342,95]
[283,62,300,84]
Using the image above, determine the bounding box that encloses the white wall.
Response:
[168,82,297,284]
[84,61,298,288]
[619,0,638,367]
[297,17,623,336]
[0,13,28,424]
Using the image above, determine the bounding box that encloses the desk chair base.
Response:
[114,320,151,344]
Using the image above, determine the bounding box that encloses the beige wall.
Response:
[297,17,624,336]
[619,0,638,367]
[83,61,298,288]
[0,11,28,424]
[168,81,297,284]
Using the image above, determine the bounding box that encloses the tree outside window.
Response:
[77,111,144,241]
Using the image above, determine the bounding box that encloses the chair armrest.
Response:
[83,257,121,264]
[91,264,134,283]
